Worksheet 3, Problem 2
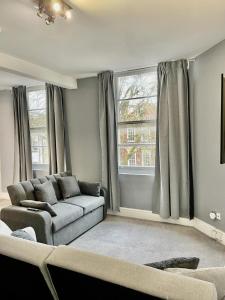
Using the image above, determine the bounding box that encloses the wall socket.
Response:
[209,211,222,221]
[216,212,221,220]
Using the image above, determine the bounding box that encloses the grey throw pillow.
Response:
[57,176,81,199]
[11,229,35,241]
[20,200,57,217]
[33,181,58,205]
[145,257,199,270]
[79,181,101,197]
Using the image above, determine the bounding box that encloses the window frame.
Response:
[115,67,157,175]
[27,86,49,172]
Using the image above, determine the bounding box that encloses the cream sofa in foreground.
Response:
[0,234,218,300]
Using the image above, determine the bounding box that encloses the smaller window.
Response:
[142,151,151,167]
[27,89,49,173]
[127,128,135,142]
[128,153,136,166]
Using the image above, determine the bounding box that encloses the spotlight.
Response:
[33,0,73,25]
[65,10,72,20]
[52,2,62,13]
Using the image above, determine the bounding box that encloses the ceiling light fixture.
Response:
[33,0,73,25]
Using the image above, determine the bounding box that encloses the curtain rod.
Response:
[116,58,195,74]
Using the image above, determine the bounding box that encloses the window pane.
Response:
[31,129,48,147]
[118,145,155,167]
[29,110,47,128]
[32,146,49,164]
[118,72,157,99]
[28,90,46,109]
[118,97,157,122]
[118,123,156,144]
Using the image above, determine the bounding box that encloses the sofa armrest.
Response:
[1,206,53,245]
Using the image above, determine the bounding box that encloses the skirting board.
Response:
[108,207,225,247]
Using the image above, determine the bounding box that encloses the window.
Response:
[142,151,151,166]
[116,69,157,174]
[127,128,135,142]
[27,89,49,172]
[128,153,136,166]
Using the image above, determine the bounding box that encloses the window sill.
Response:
[119,167,155,176]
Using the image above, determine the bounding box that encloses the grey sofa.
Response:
[1,172,106,245]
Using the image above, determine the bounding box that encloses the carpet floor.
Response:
[70,215,225,268]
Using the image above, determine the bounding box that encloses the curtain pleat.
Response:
[152,60,193,219]
[12,86,32,181]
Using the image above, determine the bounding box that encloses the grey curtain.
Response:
[98,71,120,211]
[46,84,70,174]
[152,60,193,219]
[12,86,32,181]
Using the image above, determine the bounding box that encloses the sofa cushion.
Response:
[30,178,41,185]
[46,175,62,200]
[21,181,36,200]
[79,181,101,197]
[34,181,58,205]
[52,203,83,233]
[64,195,105,215]
[58,176,81,199]
[145,257,200,270]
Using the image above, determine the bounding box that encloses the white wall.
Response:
[0,90,15,191]
[192,39,225,231]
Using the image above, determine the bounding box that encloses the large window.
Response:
[27,89,49,172]
[116,69,157,174]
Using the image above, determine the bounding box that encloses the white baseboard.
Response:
[192,218,225,246]
[108,207,225,247]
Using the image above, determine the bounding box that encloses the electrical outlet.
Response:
[209,212,216,220]
[216,213,221,220]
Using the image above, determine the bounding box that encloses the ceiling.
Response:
[0,0,225,78]
[0,69,43,90]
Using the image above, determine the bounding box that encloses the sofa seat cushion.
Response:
[52,203,83,233]
[64,195,105,215]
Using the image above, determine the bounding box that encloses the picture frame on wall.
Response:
[221,74,225,163]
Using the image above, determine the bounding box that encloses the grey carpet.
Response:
[70,215,225,268]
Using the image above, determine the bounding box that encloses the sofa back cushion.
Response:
[0,235,58,300]
[46,246,217,300]
[33,181,58,205]
[57,176,81,199]
[46,175,62,200]
[7,173,72,205]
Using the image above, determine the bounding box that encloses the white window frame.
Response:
[115,67,157,175]
[27,86,49,172]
